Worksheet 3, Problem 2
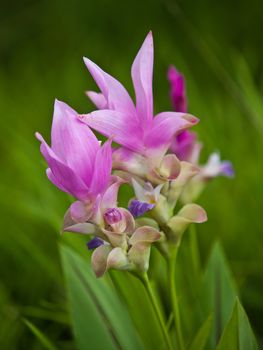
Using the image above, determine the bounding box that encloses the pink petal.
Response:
[102,229,127,250]
[70,201,92,222]
[106,247,129,271]
[63,222,96,234]
[85,91,108,109]
[120,208,136,234]
[62,208,96,234]
[112,147,149,177]
[128,242,151,272]
[129,226,161,245]
[167,66,187,112]
[170,130,197,161]
[159,154,181,180]
[83,57,136,117]
[36,132,90,200]
[51,100,100,186]
[178,204,208,223]
[91,245,112,277]
[46,168,69,194]
[79,110,144,152]
[131,31,154,127]
[145,112,199,152]
[167,204,207,241]
[101,177,125,211]
[90,139,112,196]
[90,194,104,226]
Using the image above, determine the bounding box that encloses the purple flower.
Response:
[80,32,199,161]
[201,153,235,179]
[220,161,235,178]
[36,100,116,224]
[87,237,104,250]
[128,200,155,218]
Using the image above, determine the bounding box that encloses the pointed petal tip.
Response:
[35,131,44,142]
[183,114,199,125]
[147,30,153,39]
[85,90,93,98]
[83,57,99,75]
[83,56,94,69]
[54,98,65,109]
[168,64,176,73]
[144,30,153,47]
[167,65,181,79]
[102,137,113,150]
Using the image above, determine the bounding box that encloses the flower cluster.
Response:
[36,32,233,277]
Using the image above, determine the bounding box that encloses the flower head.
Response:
[79,32,199,181]
[35,33,224,279]
[168,65,187,113]
[36,100,112,202]
[167,65,234,195]
[36,100,123,229]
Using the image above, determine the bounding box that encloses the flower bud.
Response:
[104,208,122,225]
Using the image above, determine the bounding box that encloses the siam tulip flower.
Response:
[180,152,234,203]
[66,197,162,278]
[201,152,234,179]
[128,179,163,218]
[36,99,123,232]
[167,65,234,202]
[167,65,201,163]
[91,223,162,277]
[62,176,125,234]
[79,32,199,184]
[168,65,187,113]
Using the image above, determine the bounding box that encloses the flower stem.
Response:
[189,224,201,284]
[140,273,173,350]
[168,248,185,350]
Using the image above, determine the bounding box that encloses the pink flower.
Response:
[168,65,234,180]
[167,66,198,162]
[36,99,114,213]
[80,32,199,164]
[168,65,187,113]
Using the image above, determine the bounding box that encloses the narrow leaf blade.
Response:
[217,299,258,350]
[189,314,213,350]
[199,242,237,348]
[22,318,58,350]
[60,244,144,350]
[60,245,117,350]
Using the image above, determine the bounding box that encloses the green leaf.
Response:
[217,299,258,350]
[199,242,237,348]
[189,314,213,350]
[22,318,58,350]
[60,244,144,350]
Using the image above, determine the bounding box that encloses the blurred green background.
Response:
[1,0,263,348]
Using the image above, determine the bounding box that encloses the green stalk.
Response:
[167,248,185,350]
[189,224,201,284]
[140,273,173,350]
